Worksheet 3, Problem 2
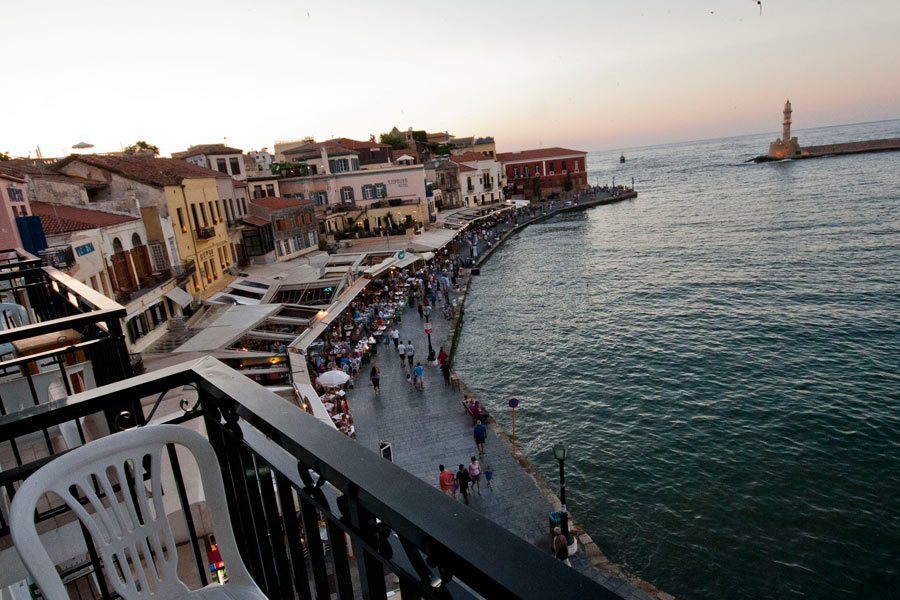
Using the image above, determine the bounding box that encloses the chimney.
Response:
[321,147,330,174]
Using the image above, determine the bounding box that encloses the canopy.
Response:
[317,370,350,388]
[164,286,193,308]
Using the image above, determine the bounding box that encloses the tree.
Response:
[0,152,10,161]
[411,130,427,143]
[123,141,159,156]
[270,162,310,177]
[379,133,408,150]
[532,176,543,199]
[368,134,376,142]
[428,142,454,156]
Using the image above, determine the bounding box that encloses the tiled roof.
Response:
[250,196,314,210]
[0,166,27,182]
[171,144,243,159]
[496,147,586,163]
[457,164,477,172]
[327,138,391,150]
[283,143,358,158]
[450,151,493,164]
[243,216,270,227]
[31,202,138,235]
[57,155,232,188]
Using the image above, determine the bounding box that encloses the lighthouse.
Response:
[768,99,800,158]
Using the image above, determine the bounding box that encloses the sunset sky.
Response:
[3,0,899,158]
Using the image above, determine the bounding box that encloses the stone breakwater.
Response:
[750,137,900,162]
[446,191,675,600]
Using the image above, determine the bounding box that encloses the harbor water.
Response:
[454,120,900,600]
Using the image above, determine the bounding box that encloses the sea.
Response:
[453,120,900,600]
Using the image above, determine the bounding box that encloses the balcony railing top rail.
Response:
[0,357,621,599]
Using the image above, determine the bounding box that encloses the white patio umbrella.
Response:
[318,370,350,388]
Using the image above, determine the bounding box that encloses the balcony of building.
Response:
[195,226,217,240]
[0,356,618,599]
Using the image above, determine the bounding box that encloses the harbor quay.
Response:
[325,189,672,599]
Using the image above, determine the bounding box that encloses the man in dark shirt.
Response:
[456,464,471,505]
[473,420,487,456]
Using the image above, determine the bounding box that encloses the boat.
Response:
[619,153,625,163]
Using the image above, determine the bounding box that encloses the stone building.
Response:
[498,147,589,199]
[172,144,247,181]
[246,197,318,262]
[451,152,505,207]
[424,157,461,210]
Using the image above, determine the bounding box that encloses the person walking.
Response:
[553,527,571,566]
[398,341,406,368]
[484,465,493,488]
[406,341,415,371]
[455,464,471,505]
[440,361,451,386]
[417,303,424,319]
[390,327,400,349]
[437,346,448,366]
[473,419,487,456]
[468,456,482,496]
[370,366,380,395]
[414,362,424,390]
[439,465,455,497]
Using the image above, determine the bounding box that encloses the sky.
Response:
[3,0,899,158]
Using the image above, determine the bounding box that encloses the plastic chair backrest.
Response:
[10,425,254,600]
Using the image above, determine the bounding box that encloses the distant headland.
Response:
[750,100,900,163]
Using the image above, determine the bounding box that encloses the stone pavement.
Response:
[346,273,654,598]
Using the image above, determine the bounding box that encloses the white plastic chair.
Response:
[10,424,267,600]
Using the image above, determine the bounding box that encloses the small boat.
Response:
[619,153,625,163]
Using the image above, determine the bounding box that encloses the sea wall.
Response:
[445,191,674,600]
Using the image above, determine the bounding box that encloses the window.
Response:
[574,159,580,172]
[562,160,567,172]
[303,212,311,225]
[308,231,317,247]
[374,183,386,198]
[266,184,275,197]
[208,201,216,224]
[216,158,228,174]
[216,200,222,221]
[227,198,235,220]
[513,167,518,178]
[190,204,200,230]
[253,185,263,198]
[362,184,375,199]
[6,187,24,202]
[230,157,241,175]
[199,203,208,226]
[548,162,554,174]
[340,187,354,202]
[524,166,530,177]
[336,158,349,172]
[274,218,289,231]
[240,198,247,213]
[276,240,283,256]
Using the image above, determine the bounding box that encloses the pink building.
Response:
[0,167,31,249]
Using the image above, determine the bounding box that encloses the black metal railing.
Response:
[195,226,216,240]
[0,357,621,599]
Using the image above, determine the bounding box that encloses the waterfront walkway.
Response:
[346,198,658,600]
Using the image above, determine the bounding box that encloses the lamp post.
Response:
[424,320,435,362]
[553,443,573,545]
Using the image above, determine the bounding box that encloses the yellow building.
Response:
[57,155,235,296]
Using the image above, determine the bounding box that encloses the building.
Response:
[246,196,318,262]
[767,99,801,159]
[244,148,274,177]
[172,144,247,181]
[497,147,589,199]
[55,155,235,296]
[424,157,461,210]
[450,152,505,207]
[0,167,31,249]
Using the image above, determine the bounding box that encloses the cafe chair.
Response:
[11,424,266,600]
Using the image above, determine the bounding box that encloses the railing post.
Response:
[343,485,387,600]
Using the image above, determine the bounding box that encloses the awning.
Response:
[421,251,435,261]
[164,286,193,308]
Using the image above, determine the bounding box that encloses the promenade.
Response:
[344,189,662,600]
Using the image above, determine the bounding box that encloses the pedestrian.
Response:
[391,327,400,349]
[553,527,571,566]
[414,362,424,390]
[398,341,406,368]
[468,456,482,496]
[455,464,471,505]
[470,400,483,423]
[484,465,493,488]
[441,361,451,386]
[406,341,415,369]
[439,464,455,497]
[473,419,487,456]
[370,366,380,395]
[406,373,413,390]
[417,303,424,319]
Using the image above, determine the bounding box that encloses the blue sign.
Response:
[508,398,519,408]
[74,242,95,257]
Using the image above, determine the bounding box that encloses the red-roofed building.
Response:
[450,153,505,207]
[171,144,246,180]
[497,147,588,198]
[246,197,318,262]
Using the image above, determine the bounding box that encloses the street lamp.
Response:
[553,442,573,545]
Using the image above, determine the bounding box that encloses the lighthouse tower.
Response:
[768,99,800,158]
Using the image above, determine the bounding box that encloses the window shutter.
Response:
[329,159,337,173]
[352,158,360,170]
[349,187,355,201]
